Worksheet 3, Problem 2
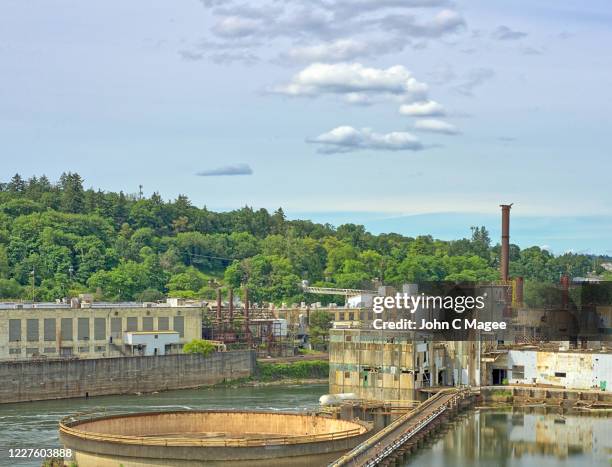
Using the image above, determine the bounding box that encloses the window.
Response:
[111,317,122,337]
[44,347,57,354]
[9,319,21,342]
[345,335,352,342]
[344,371,350,379]
[95,345,106,352]
[158,317,169,331]
[78,346,90,353]
[173,316,184,338]
[78,318,90,341]
[94,318,106,341]
[142,317,154,331]
[512,365,525,380]
[554,372,566,378]
[9,348,21,355]
[126,317,138,332]
[44,319,56,341]
[26,319,39,342]
[61,318,73,341]
[26,347,39,355]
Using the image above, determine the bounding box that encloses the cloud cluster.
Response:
[187,0,476,154]
[196,164,253,176]
[309,126,423,153]
[184,0,466,64]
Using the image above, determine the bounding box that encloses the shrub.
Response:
[183,339,216,357]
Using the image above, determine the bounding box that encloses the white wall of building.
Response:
[507,350,612,390]
[124,332,179,356]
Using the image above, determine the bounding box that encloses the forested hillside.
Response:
[0,173,606,303]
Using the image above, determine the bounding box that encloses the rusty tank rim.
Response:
[59,409,371,448]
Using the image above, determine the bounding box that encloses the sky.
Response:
[1,0,611,254]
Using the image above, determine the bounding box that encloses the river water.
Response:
[406,409,611,467]
[0,386,609,467]
[0,384,326,467]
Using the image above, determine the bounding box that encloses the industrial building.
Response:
[0,302,202,361]
[327,204,612,399]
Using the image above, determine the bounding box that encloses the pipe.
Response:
[216,288,222,321]
[244,287,251,344]
[228,288,234,322]
[244,287,250,325]
[500,204,513,282]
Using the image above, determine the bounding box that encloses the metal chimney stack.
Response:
[500,204,513,282]
[216,288,222,321]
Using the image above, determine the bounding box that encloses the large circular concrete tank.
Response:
[59,410,372,467]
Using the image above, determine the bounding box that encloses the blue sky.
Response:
[1,1,611,254]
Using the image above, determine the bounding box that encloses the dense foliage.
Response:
[183,339,216,357]
[256,360,329,381]
[0,173,607,303]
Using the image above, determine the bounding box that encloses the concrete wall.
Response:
[0,350,255,404]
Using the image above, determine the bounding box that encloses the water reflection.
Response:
[408,409,611,466]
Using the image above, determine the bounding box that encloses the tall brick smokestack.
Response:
[500,204,513,282]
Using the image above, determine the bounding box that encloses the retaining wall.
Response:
[0,351,255,404]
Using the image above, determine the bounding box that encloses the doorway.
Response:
[492,368,507,385]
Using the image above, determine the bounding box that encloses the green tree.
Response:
[59,172,85,214]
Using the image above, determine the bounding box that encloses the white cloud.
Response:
[281,37,405,63]
[345,93,373,105]
[196,164,253,176]
[212,16,262,38]
[453,68,495,96]
[414,119,459,134]
[399,100,446,116]
[321,0,450,14]
[377,9,465,38]
[492,25,527,41]
[309,126,423,153]
[273,62,428,101]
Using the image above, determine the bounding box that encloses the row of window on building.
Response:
[9,345,109,355]
[8,316,184,343]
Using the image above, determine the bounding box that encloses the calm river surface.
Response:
[0,384,326,467]
[406,409,611,467]
[0,386,609,467]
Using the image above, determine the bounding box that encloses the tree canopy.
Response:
[0,173,606,303]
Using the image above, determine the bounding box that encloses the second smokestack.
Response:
[500,204,513,282]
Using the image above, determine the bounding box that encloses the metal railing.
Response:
[329,388,469,467]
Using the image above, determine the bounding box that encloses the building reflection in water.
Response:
[405,410,611,466]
